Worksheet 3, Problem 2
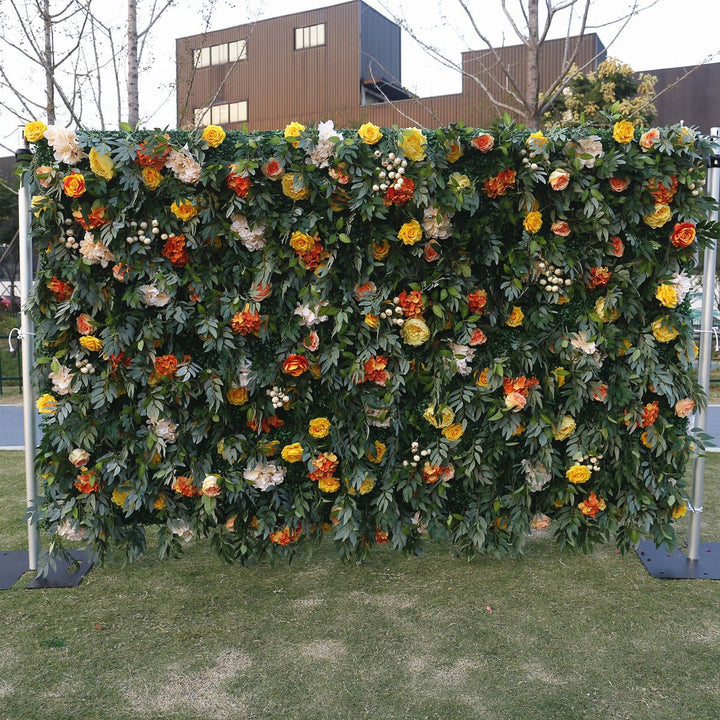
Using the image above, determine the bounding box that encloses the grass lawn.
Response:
[1,450,719,720]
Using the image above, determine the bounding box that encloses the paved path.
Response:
[1,404,720,451]
[0,405,42,450]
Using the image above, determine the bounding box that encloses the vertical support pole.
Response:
[17,138,39,571]
[688,127,720,562]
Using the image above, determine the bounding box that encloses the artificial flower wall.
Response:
[21,117,717,565]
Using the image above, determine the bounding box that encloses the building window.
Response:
[194,100,248,126]
[294,23,325,50]
[193,39,247,68]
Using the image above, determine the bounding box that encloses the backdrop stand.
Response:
[636,126,720,580]
[0,135,92,591]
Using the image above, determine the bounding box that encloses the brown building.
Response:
[175,0,605,131]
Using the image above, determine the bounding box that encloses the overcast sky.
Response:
[1,0,719,142]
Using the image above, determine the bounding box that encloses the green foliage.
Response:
[19,118,717,565]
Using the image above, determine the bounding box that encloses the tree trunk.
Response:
[43,0,55,123]
[525,0,540,127]
[128,0,139,127]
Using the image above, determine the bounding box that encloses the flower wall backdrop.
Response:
[20,118,717,564]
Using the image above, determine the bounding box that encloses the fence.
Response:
[0,334,22,395]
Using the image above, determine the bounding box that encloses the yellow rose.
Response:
[32,195,53,217]
[523,211,542,234]
[400,317,430,346]
[202,124,226,148]
[652,317,679,343]
[79,335,103,352]
[399,127,427,161]
[526,130,548,153]
[171,199,198,221]
[309,417,331,438]
[365,313,379,329]
[358,122,382,145]
[656,283,678,308]
[445,140,463,163]
[281,442,304,463]
[672,504,688,519]
[612,120,635,144]
[423,404,455,429]
[284,121,306,147]
[553,367,567,388]
[643,203,672,228]
[36,393,58,414]
[442,423,464,441]
[506,306,524,327]
[370,238,390,260]
[154,494,166,510]
[141,166,163,189]
[289,231,315,252]
[347,475,376,495]
[89,147,115,181]
[281,173,310,200]
[595,296,620,323]
[226,385,249,405]
[475,367,490,388]
[365,440,386,463]
[397,219,422,245]
[318,476,341,493]
[566,464,591,484]
[24,120,47,143]
[112,488,130,507]
[553,415,576,441]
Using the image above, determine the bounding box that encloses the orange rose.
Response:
[471,133,495,152]
[282,354,310,377]
[609,176,629,192]
[608,236,625,257]
[670,222,696,248]
[62,172,86,198]
[250,281,272,301]
[226,385,249,405]
[423,241,440,262]
[639,128,660,151]
[469,328,487,346]
[467,289,487,314]
[370,238,390,260]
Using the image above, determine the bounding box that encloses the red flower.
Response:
[154,354,178,378]
[74,471,99,494]
[172,475,200,497]
[423,241,440,262]
[502,376,539,398]
[73,205,110,230]
[608,236,625,257]
[397,290,424,319]
[162,234,190,268]
[383,177,415,206]
[587,266,611,291]
[269,525,302,545]
[231,308,261,335]
[641,401,660,427]
[227,166,252,197]
[647,175,678,204]
[609,177,629,193]
[47,276,73,301]
[363,356,389,386]
[467,289,488,314]
[578,491,606,518]
[469,328,487,346]
[483,168,516,198]
[136,136,171,170]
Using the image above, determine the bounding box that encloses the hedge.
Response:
[19,117,717,565]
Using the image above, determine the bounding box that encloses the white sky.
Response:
[1,0,719,141]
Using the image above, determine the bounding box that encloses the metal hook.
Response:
[8,327,19,353]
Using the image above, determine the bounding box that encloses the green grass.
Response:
[1,449,719,719]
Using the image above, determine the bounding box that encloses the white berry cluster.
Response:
[126,219,163,245]
[266,385,290,410]
[577,453,602,472]
[401,440,431,469]
[371,151,408,193]
[537,260,571,296]
[380,296,406,327]
[62,223,79,250]
[74,356,95,374]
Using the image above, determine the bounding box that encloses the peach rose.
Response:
[201,474,222,497]
[423,241,440,262]
[548,169,570,191]
[609,177,629,192]
[505,391,527,412]
[551,221,571,237]
[262,158,284,180]
[674,398,695,418]
[76,313,95,335]
[639,128,660,151]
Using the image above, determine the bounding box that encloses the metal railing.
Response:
[0,333,22,395]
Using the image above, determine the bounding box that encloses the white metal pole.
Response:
[17,138,39,571]
[688,127,720,562]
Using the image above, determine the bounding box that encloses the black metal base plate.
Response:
[0,550,30,589]
[26,550,93,589]
[636,540,720,579]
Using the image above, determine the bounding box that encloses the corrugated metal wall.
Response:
[177,8,605,131]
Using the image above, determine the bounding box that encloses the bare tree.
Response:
[382,0,660,128]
